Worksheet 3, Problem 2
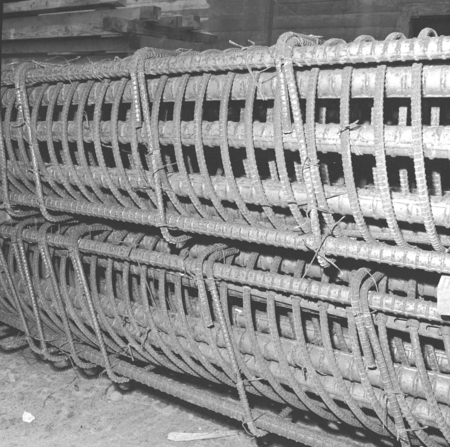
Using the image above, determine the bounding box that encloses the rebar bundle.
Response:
[3,29,450,446]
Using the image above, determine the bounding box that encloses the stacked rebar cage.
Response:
[4,29,450,446]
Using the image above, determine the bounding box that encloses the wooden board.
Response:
[1,34,213,62]
[4,0,126,16]
[120,0,210,10]
[103,16,217,42]
[159,15,201,30]
[1,35,140,57]
[2,7,161,40]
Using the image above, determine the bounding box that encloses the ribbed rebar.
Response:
[4,30,450,447]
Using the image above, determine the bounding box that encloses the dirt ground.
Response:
[0,326,297,447]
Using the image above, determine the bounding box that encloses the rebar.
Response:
[3,30,450,447]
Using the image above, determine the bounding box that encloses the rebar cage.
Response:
[3,29,450,446]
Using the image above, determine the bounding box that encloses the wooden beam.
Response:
[4,0,126,17]
[103,16,217,43]
[132,6,161,22]
[3,24,117,40]
[118,0,208,7]
[159,15,201,30]
[1,36,140,57]
[2,7,161,40]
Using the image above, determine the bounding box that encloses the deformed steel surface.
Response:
[2,29,450,447]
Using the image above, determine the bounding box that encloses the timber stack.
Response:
[2,0,215,65]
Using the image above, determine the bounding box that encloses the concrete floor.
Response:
[0,328,297,447]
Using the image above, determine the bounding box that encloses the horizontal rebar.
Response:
[2,268,449,430]
[7,190,450,274]
[0,224,442,325]
[32,250,446,342]
[8,119,450,159]
[4,65,450,109]
[0,306,390,447]
[15,162,450,231]
[3,35,450,85]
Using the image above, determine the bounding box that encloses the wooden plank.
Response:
[277,0,347,3]
[120,0,211,11]
[103,16,217,43]
[159,15,201,30]
[3,24,117,40]
[4,0,126,16]
[1,36,140,56]
[132,6,161,21]
[2,7,161,40]
[2,34,215,63]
